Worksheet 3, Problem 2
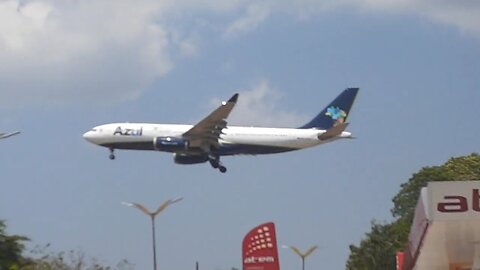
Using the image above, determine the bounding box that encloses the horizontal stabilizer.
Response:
[318,123,349,141]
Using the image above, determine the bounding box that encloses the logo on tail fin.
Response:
[299,88,358,129]
[325,106,347,125]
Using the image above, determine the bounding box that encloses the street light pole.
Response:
[151,215,157,270]
[283,245,318,270]
[122,198,183,270]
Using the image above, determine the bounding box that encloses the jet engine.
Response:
[174,153,209,164]
[154,136,189,152]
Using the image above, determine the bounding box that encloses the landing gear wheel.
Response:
[219,166,227,173]
[109,149,115,160]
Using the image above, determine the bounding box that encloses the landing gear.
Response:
[109,148,115,160]
[209,155,227,173]
[209,159,219,169]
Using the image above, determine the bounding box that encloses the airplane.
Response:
[0,131,20,139]
[83,88,359,173]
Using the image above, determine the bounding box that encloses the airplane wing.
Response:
[183,93,239,150]
[0,131,20,139]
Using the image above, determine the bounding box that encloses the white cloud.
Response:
[169,30,200,58]
[224,3,271,39]
[348,0,480,36]
[0,0,479,109]
[0,0,173,108]
[218,79,306,127]
[412,1,480,36]
[221,0,480,38]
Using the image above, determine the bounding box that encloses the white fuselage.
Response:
[83,123,352,155]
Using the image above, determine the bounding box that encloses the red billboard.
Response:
[396,252,404,270]
[242,222,280,270]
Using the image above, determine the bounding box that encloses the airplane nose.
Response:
[83,131,94,143]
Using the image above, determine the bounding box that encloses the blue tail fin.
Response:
[300,88,359,129]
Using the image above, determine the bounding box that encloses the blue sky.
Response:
[1,1,480,269]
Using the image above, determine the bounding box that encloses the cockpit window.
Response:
[91,129,97,132]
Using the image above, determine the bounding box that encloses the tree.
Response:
[27,247,135,270]
[346,153,480,270]
[346,219,409,270]
[0,220,134,270]
[0,220,31,269]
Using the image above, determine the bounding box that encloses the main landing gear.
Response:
[209,155,227,173]
[109,148,115,160]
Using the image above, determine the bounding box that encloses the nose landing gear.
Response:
[109,148,115,160]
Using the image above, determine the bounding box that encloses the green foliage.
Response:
[346,219,409,270]
[0,220,30,269]
[0,220,134,270]
[346,153,480,270]
[443,153,480,181]
[391,165,448,221]
[27,246,135,270]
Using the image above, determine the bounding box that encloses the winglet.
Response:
[228,93,239,103]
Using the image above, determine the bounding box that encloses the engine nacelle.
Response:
[154,136,189,152]
[174,153,209,164]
